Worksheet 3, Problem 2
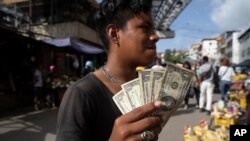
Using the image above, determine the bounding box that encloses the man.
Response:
[198,56,215,115]
[33,64,43,110]
[56,0,162,141]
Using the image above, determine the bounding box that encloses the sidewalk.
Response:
[0,93,222,141]
[0,106,36,120]
[0,107,58,141]
[158,93,220,141]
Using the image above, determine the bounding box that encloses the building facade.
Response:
[201,38,220,61]
[188,43,201,61]
[238,27,250,64]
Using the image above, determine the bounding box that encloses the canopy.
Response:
[238,59,250,67]
[43,37,104,54]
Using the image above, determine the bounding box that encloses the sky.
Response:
[156,0,250,53]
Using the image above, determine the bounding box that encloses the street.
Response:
[0,94,220,141]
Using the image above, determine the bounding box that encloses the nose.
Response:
[150,31,160,43]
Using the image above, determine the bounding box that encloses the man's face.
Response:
[118,12,159,66]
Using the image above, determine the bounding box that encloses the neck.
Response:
[104,61,137,84]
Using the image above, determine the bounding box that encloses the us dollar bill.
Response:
[156,63,194,126]
[150,68,166,102]
[122,78,142,109]
[113,90,132,114]
[159,63,193,101]
[139,69,152,104]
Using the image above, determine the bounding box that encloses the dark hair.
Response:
[222,57,230,66]
[203,56,209,62]
[183,61,191,70]
[93,0,153,52]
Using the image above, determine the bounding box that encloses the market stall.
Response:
[184,119,229,141]
[183,72,249,141]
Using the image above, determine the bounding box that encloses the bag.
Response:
[219,67,229,80]
[189,87,195,98]
[200,67,212,81]
[199,64,217,83]
[200,72,209,82]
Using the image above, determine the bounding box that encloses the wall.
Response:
[30,21,103,46]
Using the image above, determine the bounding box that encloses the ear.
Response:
[106,24,119,46]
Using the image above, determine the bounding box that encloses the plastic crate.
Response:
[239,98,247,110]
[213,116,236,128]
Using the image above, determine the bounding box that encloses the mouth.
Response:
[146,46,156,50]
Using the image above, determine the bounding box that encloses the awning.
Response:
[236,59,250,67]
[1,0,29,5]
[43,37,104,54]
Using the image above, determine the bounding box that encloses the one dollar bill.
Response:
[122,78,142,109]
[113,90,132,114]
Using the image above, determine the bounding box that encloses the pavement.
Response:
[0,107,57,141]
[0,94,221,141]
[159,96,214,141]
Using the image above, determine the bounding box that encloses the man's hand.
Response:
[109,101,163,141]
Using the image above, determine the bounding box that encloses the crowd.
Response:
[147,55,250,126]
[181,56,250,141]
[139,54,250,126]
[177,56,250,125]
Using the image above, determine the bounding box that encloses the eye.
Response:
[141,25,149,29]
[140,25,154,33]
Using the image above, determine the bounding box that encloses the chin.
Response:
[142,57,155,66]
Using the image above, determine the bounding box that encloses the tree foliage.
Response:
[163,49,185,64]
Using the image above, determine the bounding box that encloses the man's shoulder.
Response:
[73,73,100,90]
[64,73,104,101]
[200,63,210,70]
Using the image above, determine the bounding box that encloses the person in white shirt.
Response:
[218,58,235,101]
[151,57,163,69]
[198,56,215,115]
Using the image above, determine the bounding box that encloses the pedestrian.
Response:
[193,63,200,108]
[81,60,94,77]
[56,0,163,141]
[151,57,163,69]
[198,56,215,115]
[183,61,192,109]
[33,64,44,110]
[218,57,235,101]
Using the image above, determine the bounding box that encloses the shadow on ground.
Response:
[0,108,58,141]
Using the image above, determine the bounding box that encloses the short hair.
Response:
[93,0,153,52]
[203,56,209,62]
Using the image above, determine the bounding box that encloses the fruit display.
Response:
[229,73,247,110]
[231,74,247,82]
[211,100,242,128]
[183,120,229,141]
[183,125,199,141]
[183,73,249,141]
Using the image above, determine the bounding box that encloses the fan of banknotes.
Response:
[113,63,194,126]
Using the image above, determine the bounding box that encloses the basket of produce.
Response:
[211,100,242,128]
[183,120,229,141]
